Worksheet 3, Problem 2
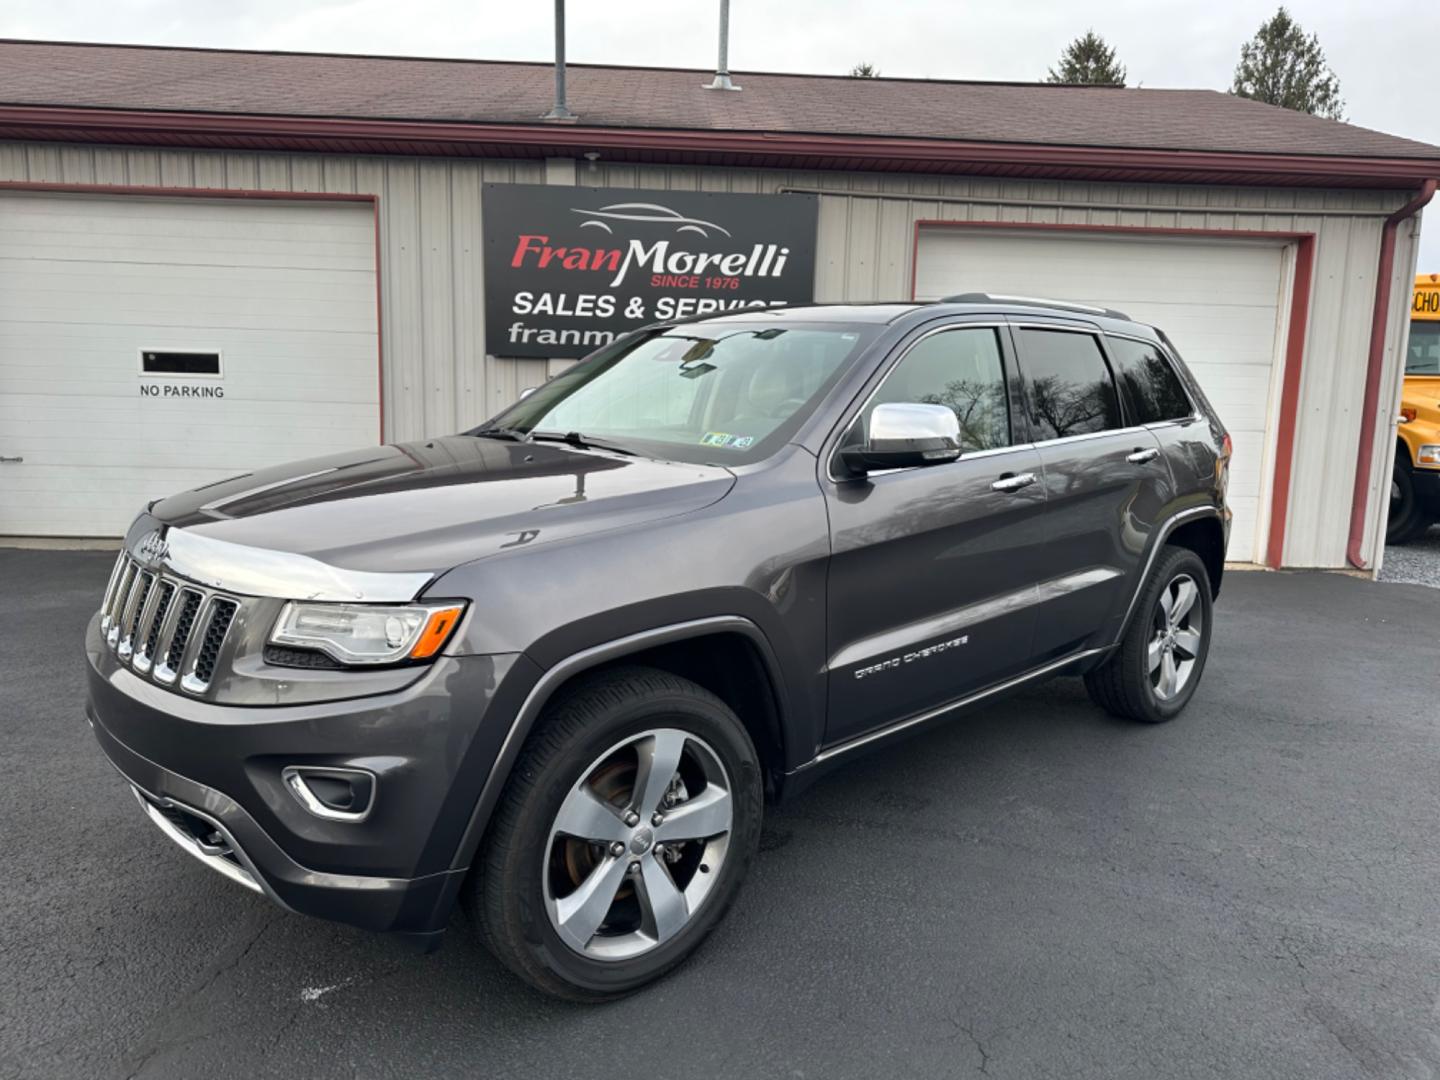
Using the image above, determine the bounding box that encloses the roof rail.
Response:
[940,292,1131,321]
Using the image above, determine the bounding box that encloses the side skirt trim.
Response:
[798,645,1110,769]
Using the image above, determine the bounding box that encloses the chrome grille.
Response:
[157,589,203,685]
[185,598,238,692]
[135,580,176,676]
[98,551,243,696]
[117,571,154,661]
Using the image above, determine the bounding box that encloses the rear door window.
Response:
[1015,328,1122,440]
[1106,336,1194,423]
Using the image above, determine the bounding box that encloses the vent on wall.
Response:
[141,351,222,376]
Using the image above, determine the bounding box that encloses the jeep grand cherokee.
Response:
[86,296,1231,999]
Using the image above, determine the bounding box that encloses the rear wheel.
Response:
[1388,457,1432,545]
[1085,546,1213,723]
[471,666,762,1000]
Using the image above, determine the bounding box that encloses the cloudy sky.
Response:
[5,0,1438,270]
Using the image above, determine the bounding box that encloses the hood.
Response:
[149,436,735,574]
[1405,375,1440,409]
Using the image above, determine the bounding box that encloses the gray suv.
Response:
[85,297,1231,999]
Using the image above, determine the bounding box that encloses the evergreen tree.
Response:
[849,62,880,78]
[1046,31,1126,86]
[1231,7,1344,120]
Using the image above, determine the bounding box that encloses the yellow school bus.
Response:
[1391,275,1440,542]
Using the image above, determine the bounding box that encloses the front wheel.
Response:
[1388,459,1432,545]
[1085,546,1214,723]
[471,666,762,1000]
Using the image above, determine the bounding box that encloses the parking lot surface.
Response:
[2,550,1438,1080]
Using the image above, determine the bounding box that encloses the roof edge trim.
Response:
[1,105,1437,186]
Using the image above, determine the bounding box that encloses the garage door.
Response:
[915,228,1288,563]
[0,193,379,537]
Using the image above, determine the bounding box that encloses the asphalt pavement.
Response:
[2,550,1438,1080]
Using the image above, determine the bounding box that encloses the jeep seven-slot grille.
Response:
[142,581,176,661]
[162,591,203,675]
[99,551,243,696]
[194,599,238,685]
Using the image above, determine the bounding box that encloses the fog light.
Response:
[283,766,376,823]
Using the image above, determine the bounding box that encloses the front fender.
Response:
[424,449,833,873]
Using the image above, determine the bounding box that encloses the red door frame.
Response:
[0,181,386,443]
[910,219,1317,568]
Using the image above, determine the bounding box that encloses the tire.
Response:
[1387,457,1431,545]
[1085,546,1214,724]
[470,665,763,1001]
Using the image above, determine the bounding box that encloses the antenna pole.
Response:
[703,0,741,91]
[543,0,577,120]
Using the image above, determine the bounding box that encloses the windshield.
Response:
[476,321,874,464]
[1407,321,1440,376]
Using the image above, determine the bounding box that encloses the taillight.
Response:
[1221,433,1233,462]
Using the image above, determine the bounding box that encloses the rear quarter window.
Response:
[1106,336,1194,423]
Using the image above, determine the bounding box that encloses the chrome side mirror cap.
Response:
[841,402,962,475]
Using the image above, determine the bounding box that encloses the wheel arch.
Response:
[1114,507,1225,645]
[449,616,788,876]
[1396,436,1413,470]
[1166,516,1226,600]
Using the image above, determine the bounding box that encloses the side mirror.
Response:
[840,402,961,475]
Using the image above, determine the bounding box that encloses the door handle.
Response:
[0,455,23,464]
[1126,447,1160,465]
[991,472,1037,493]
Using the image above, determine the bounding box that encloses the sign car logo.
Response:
[573,202,731,237]
[482,184,819,360]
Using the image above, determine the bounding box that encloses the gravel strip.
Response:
[1380,525,1440,589]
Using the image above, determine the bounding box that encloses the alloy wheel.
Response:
[1148,572,1204,702]
[543,728,733,961]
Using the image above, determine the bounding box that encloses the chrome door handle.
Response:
[991,472,1037,493]
[0,455,23,463]
[1126,448,1160,465]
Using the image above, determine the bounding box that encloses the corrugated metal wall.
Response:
[0,141,1415,568]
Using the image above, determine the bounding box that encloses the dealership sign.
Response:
[482,184,819,359]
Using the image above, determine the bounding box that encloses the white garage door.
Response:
[915,228,1288,563]
[0,193,380,537]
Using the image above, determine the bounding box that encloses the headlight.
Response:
[1418,444,1440,467]
[270,601,466,665]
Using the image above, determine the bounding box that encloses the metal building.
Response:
[1,41,1437,571]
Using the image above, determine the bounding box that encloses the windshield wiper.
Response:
[469,425,530,442]
[528,430,638,456]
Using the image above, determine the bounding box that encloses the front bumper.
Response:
[85,613,533,938]
[1411,466,1440,516]
[129,784,266,897]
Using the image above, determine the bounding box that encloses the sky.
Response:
[4,0,1438,271]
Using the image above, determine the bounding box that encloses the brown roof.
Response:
[2,39,1438,186]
